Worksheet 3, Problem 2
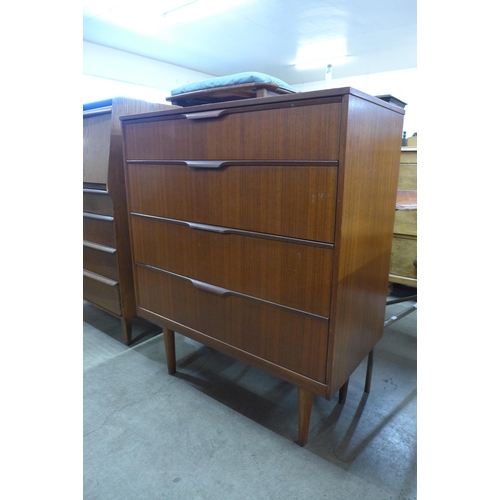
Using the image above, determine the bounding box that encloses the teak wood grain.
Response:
[121,87,405,443]
[83,97,177,344]
[135,265,329,382]
[325,94,404,399]
[83,271,121,317]
[83,243,119,281]
[123,100,342,161]
[83,213,116,248]
[83,189,114,217]
[126,163,338,242]
[130,215,333,318]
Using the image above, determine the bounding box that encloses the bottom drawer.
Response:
[83,271,121,316]
[136,265,328,382]
[390,235,417,279]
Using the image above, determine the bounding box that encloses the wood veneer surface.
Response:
[121,87,405,441]
[135,265,328,382]
[83,97,177,343]
[326,95,404,397]
[126,163,338,242]
[130,215,333,317]
[123,101,342,161]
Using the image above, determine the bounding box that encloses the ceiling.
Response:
[83,0,417,86]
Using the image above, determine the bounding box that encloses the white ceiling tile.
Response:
[83,0,416,85]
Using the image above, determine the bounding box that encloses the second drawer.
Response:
[131,215,333,318]
[126,163,337,243]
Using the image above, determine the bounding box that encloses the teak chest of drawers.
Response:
[83,97,176,344]
[120,87,405,444]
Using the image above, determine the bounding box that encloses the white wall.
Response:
[83,41,215,104]
[294,68,418,137]
[83,42,417,134]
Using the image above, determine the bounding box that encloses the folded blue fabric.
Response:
[171,72,296,95]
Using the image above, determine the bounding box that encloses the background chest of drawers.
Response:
[120,87,405,443]
[83,97,175,344]
[389,147,417,287]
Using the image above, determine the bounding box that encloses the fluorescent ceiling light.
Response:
[294,38,349,70]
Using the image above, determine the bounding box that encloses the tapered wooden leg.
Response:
[364,349,374,393]
[298,387,314,447]
[163,329,176,374]
[338,378,349,404]
[121,318,132,346]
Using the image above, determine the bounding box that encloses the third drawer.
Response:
[130,214,333,319]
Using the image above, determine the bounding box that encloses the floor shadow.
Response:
[83,301,162,346]
[309,387,417,465]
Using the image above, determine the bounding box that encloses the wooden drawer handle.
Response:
[184,160,225,169]
[186,222,230,233]
[183,109,226,120]
[83,211,114,222]
[83,106,112,117]
[83,269,118,287]
[190,279,231,297]
[83,188,108,195]
[83,240,116,254]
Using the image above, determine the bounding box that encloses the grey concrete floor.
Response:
[83,287,417,499]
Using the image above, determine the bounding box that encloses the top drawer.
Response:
[122,101,342,161]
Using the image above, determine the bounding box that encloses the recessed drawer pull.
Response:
[83,211,114,222]
[83,269,118,287]
[83,106,112,117]
[190,279,231,297]
[83,188,108,195]
[184,160,225,169]
[186,222,230,233]
[83,240,116,254]
[183,109,226,120]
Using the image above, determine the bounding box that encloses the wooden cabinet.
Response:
[389,147,417,287]
[120,87,405,443]
[83,97,176,344]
